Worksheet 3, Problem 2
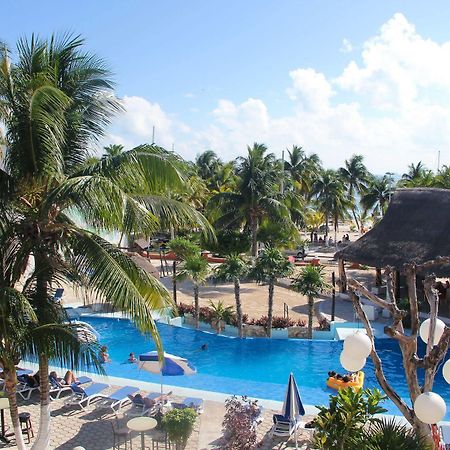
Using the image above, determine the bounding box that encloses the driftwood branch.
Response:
[349,288,416,425]
[415,256,450,271]
[404,263,420,337]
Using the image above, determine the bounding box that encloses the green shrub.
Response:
[313,388,387,450]
[162,407,197,449]
[363,417,432,450]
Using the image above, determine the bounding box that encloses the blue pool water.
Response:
[83,316,450,419]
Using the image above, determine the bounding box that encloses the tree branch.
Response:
[349,288,416,425]
[404,263,420,337]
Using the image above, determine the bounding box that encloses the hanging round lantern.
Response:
[443,359,450,384]
[343,331,372,359]
[340,350,366,372]
[414,392,446,424]
[419,318,446,345]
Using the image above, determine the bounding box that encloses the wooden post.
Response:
[375,267,382,287]
[172,260,177,304]
[338,258,347,293]
[331,272,336,322]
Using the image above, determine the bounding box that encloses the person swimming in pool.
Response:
[201,344,208,351]
[128,352,137,363]
[99,346,111,363]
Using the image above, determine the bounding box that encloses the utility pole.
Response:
[152,126,155,144]
[437,150,441,172]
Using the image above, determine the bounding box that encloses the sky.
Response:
[3,1,450,173]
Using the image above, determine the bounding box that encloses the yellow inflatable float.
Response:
[326,371,365,391]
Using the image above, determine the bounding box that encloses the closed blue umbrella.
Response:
[139,351,197,397]
[281,373,305,449]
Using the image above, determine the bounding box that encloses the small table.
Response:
[0,397,12,444]
[127,416,157,450]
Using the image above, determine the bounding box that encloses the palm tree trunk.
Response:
[31,354,50,450]
[234,279,243,338]
[351,208,360,231]
[308,295,314,339]
[267,281,274,337]
[4,369,28,450]
[324,211,329,238]
[194,284,199,329]
[251,215,258,258]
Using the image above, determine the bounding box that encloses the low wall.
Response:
[180,315,309,339]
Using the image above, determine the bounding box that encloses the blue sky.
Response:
[3,1,450,172]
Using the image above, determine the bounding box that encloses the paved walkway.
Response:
[0,387,314,449]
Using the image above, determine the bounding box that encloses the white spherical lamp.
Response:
[414,392,446,424]
[340,350,366,372]
[443,359,450,384]
[419,318,446,345]
[343,332,372,359]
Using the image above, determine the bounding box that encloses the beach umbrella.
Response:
[139,351,196,397]
[281,373,305,449]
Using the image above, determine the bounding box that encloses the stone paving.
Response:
[0,386,314,449]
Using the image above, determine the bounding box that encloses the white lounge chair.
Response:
[96,386,139,413]
[271,414,305,438]
[173,397,204,414]
[49,376,92,400]
[65,382,109,410]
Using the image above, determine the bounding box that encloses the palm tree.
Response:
[401,161,427,182]
[195,150,221,180]
[0,34,211,449]
[177,254,210,328]
[251,248,293,337]
[208,300,234,333]
[292,265,330,339]
[361,175,391,218]
[208,143,288,257]
[284,146,322,197]
[103,144,124,158]
[313,170,347,239]
[339,155,368,229]
[215,255,249,337]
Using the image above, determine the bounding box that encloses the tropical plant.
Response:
[208,143,288,256]
[284,145,322,197]
[215,255,249,337]
[201,228,251,256]
[401,161,427,183]
[102,143,124,158]
[0,34,210,449]
[291,265,330,339]
[312,388,387,450]
[209,300,234,333]
[162,407,197,449]
[222,396,261,450]
[339,154,368,229]
[177,254,210,328]
[195,150,222,180]
[251,248,294,336]
[361,175,392,218]
[362,417,432,450]
[257,219,300,249]
[313,170,347,238]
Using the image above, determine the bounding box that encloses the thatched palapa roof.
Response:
[335,188,450,274]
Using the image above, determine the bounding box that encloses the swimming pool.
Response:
[83,316,450,419]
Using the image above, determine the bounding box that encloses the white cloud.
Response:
[103,14,450,173]
[340,38,353,53]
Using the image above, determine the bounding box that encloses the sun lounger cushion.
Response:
[108,386,138,401]
[72,382,108,397]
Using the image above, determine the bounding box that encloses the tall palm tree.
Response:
[0,34,211,449]
[292,265,330,339]
[177,254,210,328]
[102,143,124,158]
[313,170,347,239]
[339,154,368,229]
[208,143,288,257]
[195,150,221,180]
[401,161,427,182]
[361,175,391,218]
[215,255,249,337]
[251,248,293,337]
[284,145,321,197]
